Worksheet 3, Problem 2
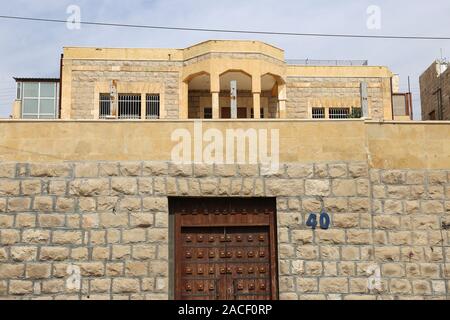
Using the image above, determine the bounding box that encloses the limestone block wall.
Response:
[0,160,449,300]
[286,77,387,120]
[420,61,450,120]
[68,60,182,119]
[0,120,449,300]
[277,164,450,300]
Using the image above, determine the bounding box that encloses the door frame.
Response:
[170,197,278,300]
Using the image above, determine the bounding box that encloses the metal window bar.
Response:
[329,108,350,119]
[99,94,111,119]
[119,94,141,119]
[312,107,325,119]
[146,94,160,119]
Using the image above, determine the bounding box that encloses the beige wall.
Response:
[0,120,449,300]
[60,40,395,121]
[0,120,448,169]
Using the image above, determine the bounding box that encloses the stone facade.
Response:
[56,40,396,121]
[70,60,182,119]
[286,77,387,120]
[420,61,450,121]
[0,160,449,300]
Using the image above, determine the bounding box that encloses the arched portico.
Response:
[181,56,287,119]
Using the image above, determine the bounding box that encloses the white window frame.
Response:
[22,82,58,119]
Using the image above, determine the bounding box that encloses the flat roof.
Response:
[13,77,60,82]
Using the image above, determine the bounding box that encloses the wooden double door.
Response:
[172,198,278,300]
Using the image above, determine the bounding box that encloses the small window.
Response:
[203,107,212,119]
[16,82,22,100]
[329,108,350,119]
[99,94,111,119]
[146,94,160,119]
[118,94,141,119]
[312,107,325,119]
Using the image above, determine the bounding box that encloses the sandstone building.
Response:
[420,59,450,120]
[12,40,411,121]
[0,41,448,301]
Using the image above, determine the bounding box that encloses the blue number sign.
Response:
[306,212,330,230]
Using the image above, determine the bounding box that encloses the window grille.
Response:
[99,94,111,119]
[329,108,350,119]
[146,94,160,119]
[118,94,141,119]
[16,82,22,100]
[312,107,325,119]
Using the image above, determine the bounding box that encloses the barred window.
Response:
[146,94,160,119]
[118,94,141,119]
[329,108,350,119]
[99,94,111,119]
[312,107,325,119]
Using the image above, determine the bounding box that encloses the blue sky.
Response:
[1,0,450,119]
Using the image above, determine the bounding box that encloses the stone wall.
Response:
[0,160,449,300]
[286,77,387,120]
[420,61,450,120]
[278,164,450,300]
[69,60,182,119]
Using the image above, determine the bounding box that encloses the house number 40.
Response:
[306,212,331,230]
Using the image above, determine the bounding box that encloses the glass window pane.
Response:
[16,82,22,99]
[40,99,56,114]
[22,114,38,119]
[23,99,39,114]
[40,83,56,98]
[23,83,39,97]
[39,114,55,119]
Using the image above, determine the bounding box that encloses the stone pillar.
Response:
[179,81,189,119]
[278,83,287,119]
[211,73,220,119]
[212,92,220,119]
[253,92,261,119]
[141,93,146,120]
